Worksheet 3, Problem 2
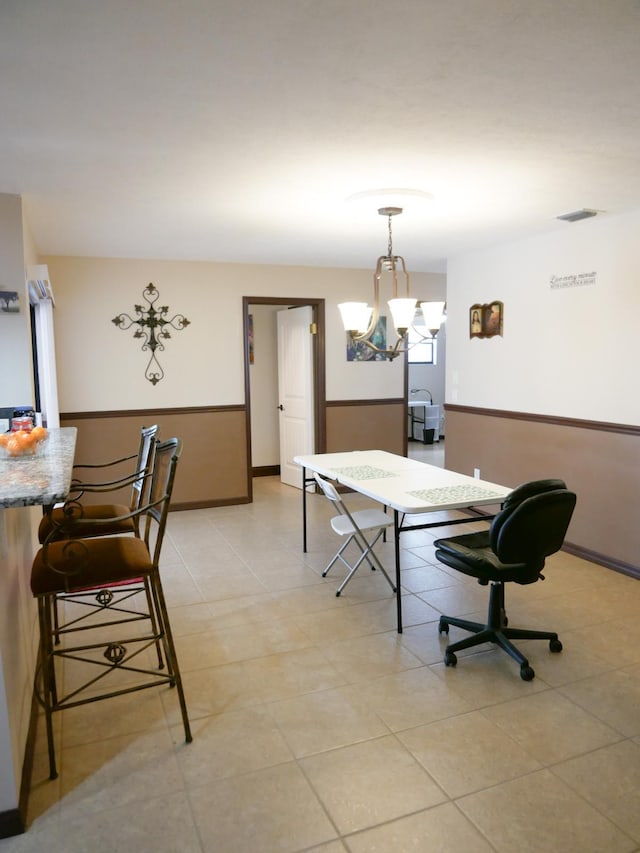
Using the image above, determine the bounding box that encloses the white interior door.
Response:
[33,299,60,427]
[277,306,315,488]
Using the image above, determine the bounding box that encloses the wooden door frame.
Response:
[243,296,326,501]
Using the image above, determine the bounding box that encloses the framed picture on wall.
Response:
[346,316,387,361]
[0,290,20,314]
[469,301,503,338]
[469,305,482,337]
[248,313,254,363]
[482,301,503,337]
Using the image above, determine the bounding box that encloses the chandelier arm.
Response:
[409,323,434,342]
[351,266,383,341]
[367,270,382,336]
[391,265,398,300]
[390,333,409,357]
[349,333,406,361]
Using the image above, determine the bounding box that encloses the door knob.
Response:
[277,404,284,411]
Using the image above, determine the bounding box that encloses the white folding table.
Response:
[294,450,511,632]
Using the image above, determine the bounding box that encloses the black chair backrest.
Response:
[490,487,576,570]
[501,478,567,511]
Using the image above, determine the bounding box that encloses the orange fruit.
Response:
[6,431,36,455]
[31,426,47,443]
[6,436,22,456]
[0,432,9,448]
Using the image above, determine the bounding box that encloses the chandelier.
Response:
[338,207,445,360]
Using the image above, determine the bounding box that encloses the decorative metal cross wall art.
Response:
[112,282,191,385]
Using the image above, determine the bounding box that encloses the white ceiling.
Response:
[2,0,640,273]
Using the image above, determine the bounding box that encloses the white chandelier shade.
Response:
[418,300,446,335]
[337,302,373,335]
[388,298,418,333]
[338,299,445,337]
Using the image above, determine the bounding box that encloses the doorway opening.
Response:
[243,297,326,499]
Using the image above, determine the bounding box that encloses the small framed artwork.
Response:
[0,289,20,314]
[469,305,483,337]
[346,316,387,361]
[482,301,503,337]
[470,301,503,338]
[248,313,254,364]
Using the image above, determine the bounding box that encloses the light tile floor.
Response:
[3,452,640,852]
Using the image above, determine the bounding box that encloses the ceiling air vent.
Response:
[556,208,599,223]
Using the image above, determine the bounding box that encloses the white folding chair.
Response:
[314,473,396,596]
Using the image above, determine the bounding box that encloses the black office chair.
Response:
[434,479,576,681]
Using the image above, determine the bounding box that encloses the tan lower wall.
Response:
[445,406,640,574]
[61,400,408,508]
[60,408,250,509]
[326,400,406,455]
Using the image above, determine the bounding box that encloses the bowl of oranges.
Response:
[0,426,49,459]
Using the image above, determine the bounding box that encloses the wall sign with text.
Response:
[550,271,597,290]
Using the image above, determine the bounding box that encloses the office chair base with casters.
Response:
[434,479,576,682]
[438,579,563,681]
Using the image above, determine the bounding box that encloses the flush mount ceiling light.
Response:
[345,187,434,206]
[556,208,599,223]
[338,207,445,361]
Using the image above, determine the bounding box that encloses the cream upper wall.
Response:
[406,275,448,407]
[0,194,33,409]
[43,255,443,412]
[446,209,640,426]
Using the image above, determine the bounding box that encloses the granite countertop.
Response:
[0,427,77,509]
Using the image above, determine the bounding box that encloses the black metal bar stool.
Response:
[31,437,192,779]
